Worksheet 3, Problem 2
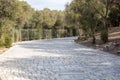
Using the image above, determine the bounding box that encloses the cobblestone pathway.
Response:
[0,37,120,80]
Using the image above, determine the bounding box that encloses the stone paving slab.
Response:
[0,37,120,80]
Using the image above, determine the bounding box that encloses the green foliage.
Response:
[4,36,12,48]
[16,1,33,28]
[0,0,34,47]
[0,0,19,47]
[109,5,120,26]
[101,29,108,43]
[0,0,19,21]
[0,39,4,47]
[30,9,64,30]
[0,0,119,47]
[65,0,101,43]
[0,36,12,48]
[65,0,119,43]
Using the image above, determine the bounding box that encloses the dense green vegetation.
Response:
[0,0,120,47]
[65,0,120,44]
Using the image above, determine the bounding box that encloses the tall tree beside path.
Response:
[0,0,20,47]
[65,0,101,44]
[0,0,33,47]
[65,0,120,43]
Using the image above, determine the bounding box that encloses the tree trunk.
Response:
[105,20,109,42]
[92,34,96,44]
[101,20,109,43]
[90,24,96,44]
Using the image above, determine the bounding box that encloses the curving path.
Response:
[0,37,120,80]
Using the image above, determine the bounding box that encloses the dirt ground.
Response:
[0,48,7,54]
[75,26,120,56]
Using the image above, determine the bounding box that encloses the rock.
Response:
[74,37,81,42]
[103,45,109,51]
[103,44,115,51]
[109,44,115,50]
[115,43,120,47]
[95,45,99,47]
[117,51,120,55]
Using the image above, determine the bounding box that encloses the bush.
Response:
[0,39,4,47]
[101,30,108,43]
[4,36,12,48]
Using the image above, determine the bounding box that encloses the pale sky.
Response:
[20,0,72,10]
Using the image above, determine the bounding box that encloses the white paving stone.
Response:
[0,37,120,80]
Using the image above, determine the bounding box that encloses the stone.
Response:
[103,45,109,51]
[109,44,115,50]
[103,43,115,51]
[117,51,120,55]
[115,42,120,47]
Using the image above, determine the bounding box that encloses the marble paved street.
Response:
[0,37,120,80]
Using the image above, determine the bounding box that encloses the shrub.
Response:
[4,36,12,48]
[0,39,4,47]
[101,30,108,43]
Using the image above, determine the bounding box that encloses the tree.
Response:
[0,0,19,20]
[65,0,120,43]
[16,1,33,29]
[30,11,43,29]
[94,0,115,43]
[65,0,100,44]
[0,0,20,47]
[109,0,120,26]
